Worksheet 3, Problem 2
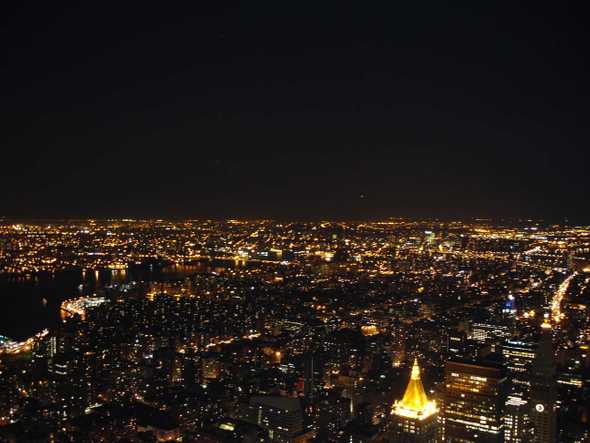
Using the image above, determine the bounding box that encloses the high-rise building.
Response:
[388,359,438,442]
[529,322,557,443]
[239,396,312,443]
[501,338,537,397]
[315,389,352,441]
[303,353,316,400]
[471,322,511,344]
[447,329,468,358]
[441,359,506,443]
[504,395,529,443]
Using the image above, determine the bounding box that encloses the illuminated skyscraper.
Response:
[501,338,537,398]
[471,322,511,344]
[529,322,557,443]
[504,395,529,443]
[441,359,506,443]
[388,359,438,442]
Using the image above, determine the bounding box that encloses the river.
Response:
[0,261,232,341]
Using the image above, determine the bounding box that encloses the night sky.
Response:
[2,3,589,221]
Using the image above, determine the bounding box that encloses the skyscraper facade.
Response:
[441,359,506,443]
[501,338,537,398]
[529,323,557,443]
[504,395,529,443]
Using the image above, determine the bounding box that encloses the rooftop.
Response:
[392,359,438,420]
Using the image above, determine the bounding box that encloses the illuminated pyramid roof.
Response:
[392,358,437,420]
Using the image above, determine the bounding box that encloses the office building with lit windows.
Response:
[441,359,506,443]
[501,338,537,397]
[238,396,312,443]
[504,395,529,443]
[471,323,511,344]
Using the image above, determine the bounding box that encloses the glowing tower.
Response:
[389,359,438,442]
[529,320,557,443]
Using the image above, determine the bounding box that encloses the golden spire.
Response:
[400,358,429,411]
[392,358,437,419]
[410,358,421,380]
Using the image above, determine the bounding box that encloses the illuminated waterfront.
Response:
[0,262,215,340]
[0,329,49,356]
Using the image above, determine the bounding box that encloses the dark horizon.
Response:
[2,3,588,220]
[1,215,587,227]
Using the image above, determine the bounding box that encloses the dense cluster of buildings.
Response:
[0,218,589,441]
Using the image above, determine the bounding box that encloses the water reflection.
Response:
[0,260,238,340]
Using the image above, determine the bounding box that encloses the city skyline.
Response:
[1,217,589,441]
[2,3,589,442]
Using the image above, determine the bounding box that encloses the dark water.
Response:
[0,262,224,341]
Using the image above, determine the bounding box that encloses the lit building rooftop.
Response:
[391,358,438,420]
